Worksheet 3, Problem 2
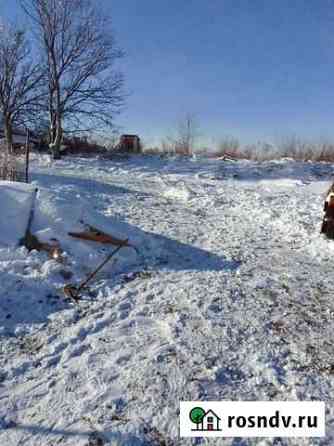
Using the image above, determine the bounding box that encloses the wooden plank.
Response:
[68,225,130,247]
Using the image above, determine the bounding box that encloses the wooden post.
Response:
[25,128,30,183]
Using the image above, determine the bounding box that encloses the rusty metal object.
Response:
[63,244,125,301]
[68,225,129,247]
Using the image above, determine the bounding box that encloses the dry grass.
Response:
[214,136,334,162]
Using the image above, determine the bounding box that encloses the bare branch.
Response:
[20,0,125,159]
[0,24,44,153]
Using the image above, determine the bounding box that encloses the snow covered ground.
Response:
[1,154,334,445]
[0,182,37,248]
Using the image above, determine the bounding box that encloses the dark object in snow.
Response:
[87,431,105,446]
[24,230,64,261]
[321,185,334,239]
[63,243,126,301]
[19,187,65,260]
[0,418,17,430]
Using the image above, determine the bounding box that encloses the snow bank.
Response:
[0,182,37,247]
[31,188,141,276]
[257,178,303,189]
[0,181,141,279]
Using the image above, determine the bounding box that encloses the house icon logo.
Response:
[189,407,222,432]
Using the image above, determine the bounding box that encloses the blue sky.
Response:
[3,0,334,146]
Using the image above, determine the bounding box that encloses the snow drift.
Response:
[0,182,37,247]
[0,181,142,279]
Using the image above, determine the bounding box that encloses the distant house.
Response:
[0,117,39,149]
[118,134,141,153]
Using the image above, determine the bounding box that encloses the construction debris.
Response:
[20,187,64,260]
[68,223,133,247]
[321,186,334,239]
[63,244,126,301]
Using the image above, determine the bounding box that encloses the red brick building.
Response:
[118,134,141,153]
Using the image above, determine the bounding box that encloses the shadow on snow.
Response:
[0,171,239,333]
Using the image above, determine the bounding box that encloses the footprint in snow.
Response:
[216,367,245,385]
[116,354,131,366]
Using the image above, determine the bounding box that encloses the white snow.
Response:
[0,182,37,247]
[0,155,334,445]
[32,187,141,276]
[162,184,193,202]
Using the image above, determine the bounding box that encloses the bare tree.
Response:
[175,113,199,156]
[21,0,125,159]
[0,24,43,154]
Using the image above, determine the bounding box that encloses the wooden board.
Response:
[68,224,130,247]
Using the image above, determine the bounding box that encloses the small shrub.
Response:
[216,136,241,158]
[214,136,334,162]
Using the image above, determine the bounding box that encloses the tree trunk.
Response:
[49,113,63,160]
[48,81,63,160]
[4,117,13,155]
[2,117,15,181]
